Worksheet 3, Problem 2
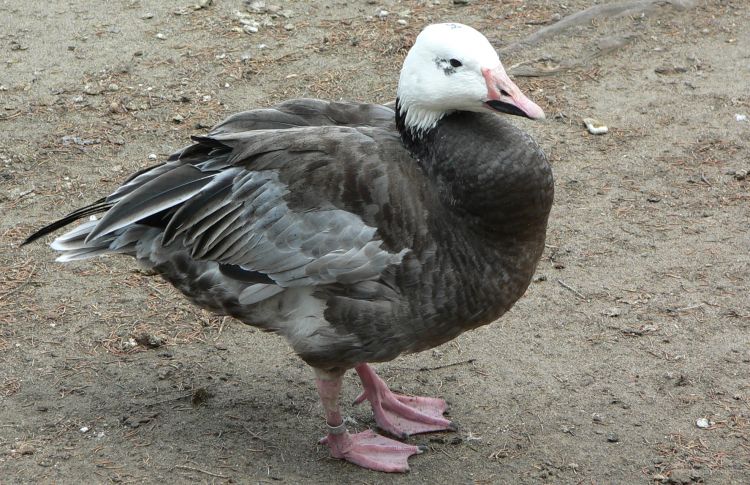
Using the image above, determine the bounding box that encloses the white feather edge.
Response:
[239,284,285,305]
[49,220,100,251]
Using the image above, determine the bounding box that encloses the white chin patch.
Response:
[402,106,449,133]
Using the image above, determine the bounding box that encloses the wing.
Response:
[33,99,424,300]
[207,98,396,136]
[157,161,410,288]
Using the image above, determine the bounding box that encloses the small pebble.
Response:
[603,307,621,317]
[245,0,267,13]
[155,33,167,40]
[172,114,184,123]
[157,367,174,380]
[583,117,608,135]
[736,113,748,122]
[62,135,98,146]
[283,23,295,31]
[140,12,154,19]
[135,333,163,348]
[453,0,470,4]
[733,169,747,181]
[84,84,102,95]
[148,153,158,160]
[80,426,90,433]
[695,417,710,429]
[606,432,619,443]
[191,387,212,406]
[655,66,687,75]
[109,101,124,113]
[243,24,259,34]
[376,9,389,18]
[17,443,35,455]
[397,19,408,26]
[669,468,691,484]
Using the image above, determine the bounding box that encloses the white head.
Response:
[397,23,545,133]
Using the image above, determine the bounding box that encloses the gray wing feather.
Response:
[209,99,395,137]
[238,284,285,305]
[86,165,212,242]
[50,99,409,295]
[165,167,407,288]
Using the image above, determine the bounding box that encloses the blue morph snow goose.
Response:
[24,23,553,472]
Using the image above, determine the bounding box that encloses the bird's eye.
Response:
[449,58,462,68]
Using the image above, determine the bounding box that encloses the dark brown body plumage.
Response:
[24,98,553,372]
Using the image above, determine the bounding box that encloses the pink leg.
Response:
[315,370,423,472]
[354,364,454,438]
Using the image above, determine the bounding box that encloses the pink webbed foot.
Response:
[321,429,424,473]
[354,364,455,438]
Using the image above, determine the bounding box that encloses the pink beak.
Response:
[482,64,545,120]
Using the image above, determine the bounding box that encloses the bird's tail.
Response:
[21,161,176,259]
[21,198,110,247]
[21,199,155,262]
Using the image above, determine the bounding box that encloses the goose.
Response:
[24,23,553,472]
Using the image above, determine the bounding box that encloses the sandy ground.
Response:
[1,0,749,483]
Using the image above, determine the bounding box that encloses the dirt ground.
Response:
[1,0,748,483]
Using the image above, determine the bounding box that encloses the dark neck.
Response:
[395,100,554,240]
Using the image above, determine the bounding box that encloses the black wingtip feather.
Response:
[22,224,60,246]
[22,163,167,247]
[190,135,224,146]
[22,199,111,246]
[21,197,112,246]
